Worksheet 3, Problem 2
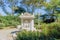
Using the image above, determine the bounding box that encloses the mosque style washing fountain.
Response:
[19,12,36,31]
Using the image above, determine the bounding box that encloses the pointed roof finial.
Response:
[21,13,23,15]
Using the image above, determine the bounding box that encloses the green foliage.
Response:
[16,30,41,40]
[0,23,5,29]
[16,30,57,40]
[14,6,26,14]
[34,21,60,40]
[48,22,60,39]
[40,22,60,39]
[23,0,45,6]
[0,15,20,28]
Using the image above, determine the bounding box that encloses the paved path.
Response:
[0,28,18,40]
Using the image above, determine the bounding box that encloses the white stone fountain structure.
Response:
[19,12,36,31]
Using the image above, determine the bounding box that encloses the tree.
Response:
[8,0,17,15]
[0,0,4,6]
[14,6,26,14]
[8,0,27,14]
[43,0,60,22]
[22,0,46,14]
[0,0,15,15]
[44,0,60,14]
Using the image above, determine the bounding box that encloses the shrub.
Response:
[0,23,5,29]
[16,30,56,40]
[0,15,21,28]
[48,23,60,39]
[40,22,60,40]
[16,30,41,40]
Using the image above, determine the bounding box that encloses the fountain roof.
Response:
[20,12,34,19]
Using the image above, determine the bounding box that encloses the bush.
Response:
[16,31,41,40]
[48,23,60,39]
[16,30,56,40]
[41,22,60,39]
[0,15,21,28]
[0,23,5,29]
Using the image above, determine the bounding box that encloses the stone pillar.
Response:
[21,19,23,27]
[31,19,36,31]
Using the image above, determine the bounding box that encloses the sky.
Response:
[0,7,6,15]
[0,0,50,16]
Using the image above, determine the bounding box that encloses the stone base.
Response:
[21,27,36,31]
[17,25,36,31]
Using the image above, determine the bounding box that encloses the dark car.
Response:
[40,14,57,23]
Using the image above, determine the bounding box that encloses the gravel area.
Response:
[0,28,18,40]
